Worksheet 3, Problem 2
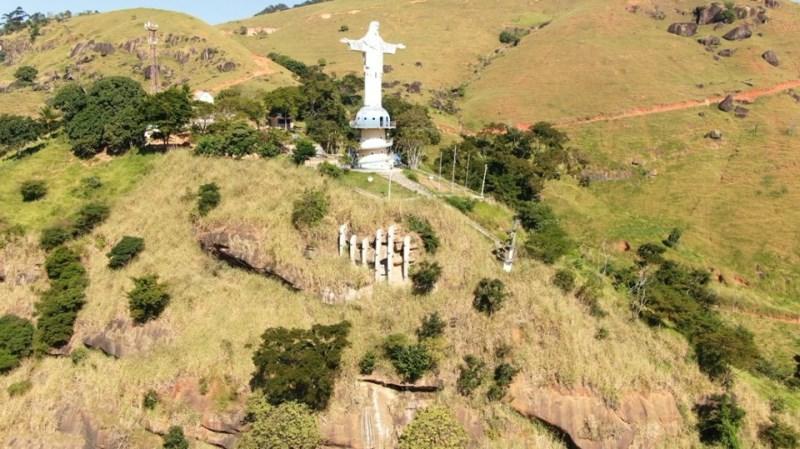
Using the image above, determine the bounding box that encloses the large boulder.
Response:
[667,22,698,37]
[723,25,752,40]
[718,94,736,112]
[697,36,721,47]
[762,50,780,66]
[83,318,171,358]
[92,42,115,57]
[765,0,779,8]
[509,383,682,449]
[694,3,726,24]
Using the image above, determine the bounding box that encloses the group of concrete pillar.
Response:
[339,224,413,283]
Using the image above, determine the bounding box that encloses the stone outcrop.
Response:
[697,36,720,47]
[83,318,171,358]
[667,22,698,37]
[734,106,749,118]
[217,61,237,72]
[723,25,752,41]
[717,48,736,57]
[509,382,682,449]
[92,42,115,57]
[765,0,779,8]
[56,405,126,449]
[762,50,780,67]
[718,94,735,112]
[694,3,725,24]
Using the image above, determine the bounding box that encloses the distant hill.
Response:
[0,8,293,115]
[222,0,800,127]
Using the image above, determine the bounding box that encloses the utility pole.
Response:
[145,21,160,94]
[503,219,519,273]
[451,145,457,188]
[480,163,488,199]
[438,151,444,184]
[387,170,393,201]
[464,152,471,189]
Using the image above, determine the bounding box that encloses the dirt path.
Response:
[208,54,274,93]
[558,79,800,126]
[719,304,800,325]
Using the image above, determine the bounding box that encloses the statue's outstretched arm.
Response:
[381,41,406,54]
[340,38,366,52]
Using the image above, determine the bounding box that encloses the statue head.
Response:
[368,21,380,35]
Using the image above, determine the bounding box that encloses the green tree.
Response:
[410,261,442,295]
[145,84,193,147]
[198,183,221,216]
[162,426,189,449]
[0,114,43,156]
[2,7,29,34]
[552,269,576,293]
[250,322,350,411]
[127,275,170,324]
[263,86,303,130]
[38,105,61,134]
[238,397,320,449]
[416,312,446,340]
[390,344,434,383]
[0,315,34,373]
[51,84,87,122]
[20,180,47,202]
[385,97,441,169]
[472,278,508,316]
[216,87,267,128]
[13,65,37,84]
[398,405,469,449]
[456,355,486,397]
[695,394,746,449]
[292,139,317,165]
[291,188,328,229]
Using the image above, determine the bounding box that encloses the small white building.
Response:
[341,22,405,171]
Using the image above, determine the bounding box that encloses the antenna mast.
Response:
[145,21,160,93]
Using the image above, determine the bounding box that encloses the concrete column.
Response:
[361,238,369,266]
[386,225,396,280]
[402,236,411,279]
[349,235,358,264]
[374,229,383,280]
[338,224,347,256]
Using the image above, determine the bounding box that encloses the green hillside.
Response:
[0,8,294,116]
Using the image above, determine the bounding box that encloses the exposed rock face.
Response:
[697,36,720,47]
[789,89,800,103]
[762,50,780,67]
[509,383,682,449]
[92,42,115,57]
[83,318,171,358]
[200,47,218,61]
[56,405,126,449]
[718,94,735,112]
[723,25,752,41]
[765,0,779,8]
[217,61,237,72]
[705,129,723,140]
[667,22,698,37]
[734,106,749,118]
[717,48,736,57]
[694,3,725,24]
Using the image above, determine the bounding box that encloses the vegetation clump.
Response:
[36,246,88,349]
[416,312,446,340]
[759,418,800,449]
[382,334,435,383]
[0,114,43,157]
[143,389,159,410]
[486,362,519,401]
[250,322,350,411]
[358,351,377,375]
[7,379,32,397]
[238,396,320,449]
[444,196,477,213]
[291,188,329,229]
[499,27,530,46]
[398,405,469,449]
[20,180,47,202]
[472,278,508,316]
[292,139,317,165]
[197,183,221,216]
[318,161,344,178]
[518,202,573,264]
[0,315,35,374]
[107,236,145,269]
[13,65,38,84]
[695,393,745,449]
[410,261,442,295]
[128,275,170,324]
[162,426,189,449]
[552,269,575,293]
[456,355,487,397]
[195,121,284,158]
[406,215,439,254]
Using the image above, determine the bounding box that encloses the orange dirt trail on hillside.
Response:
[535,79,800,128]
[208,54,274,93]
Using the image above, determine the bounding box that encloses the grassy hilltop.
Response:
[0,8,294,116]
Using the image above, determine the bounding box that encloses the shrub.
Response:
[487,362,519,401]
[7,380,32,397]
[107,236,145,269]
[14,65,38,83]
[398,405,469,449]
[292,139,317,165]
[40,226,72,250]
[456,355,486,397]
[595,327,610,340]
[339,25,349,32]
[663,228,683,248]
[472,278,508,316]
[404,169,419,183]
[0,315,34,373]
[238,397,319,449]
[162,426,189,449]
[358,351,377,375]
[70,347,89,365]
[695,394,745,449]
[291,188,329,229]
[552,269,575,293]
[128,275,170,324]
[406,215,439,254]
[499,28,529,45]
[35,247,87,349]
[576,281,607,318]
[197,183,221,216]
[250,322,350,410]
[318,161,344,178]
[72,202,110,236]
[20,180,47,202]
[410,261,442,295]
[759,418,799,449]
[416,312,446,340]
[0,114,43,156]
[143,389,159,410]
[637,243,666,265]
[382,334,435,383]
[525,222,573,264]
[444,196,476,213]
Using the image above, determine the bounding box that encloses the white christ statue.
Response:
[341,21,405,108]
